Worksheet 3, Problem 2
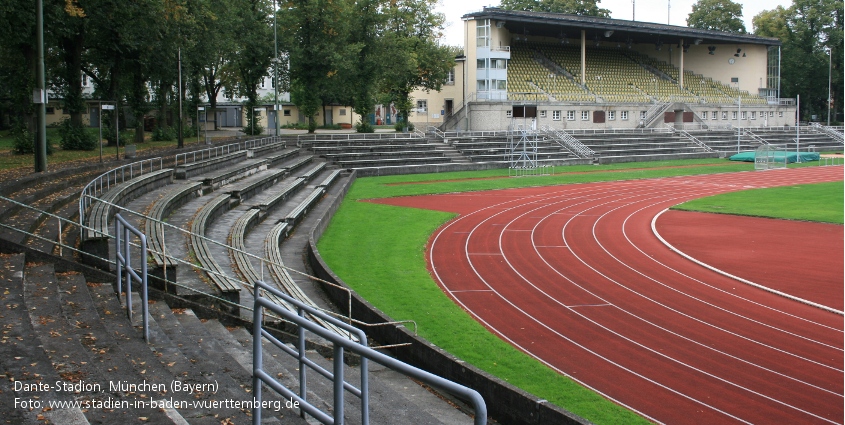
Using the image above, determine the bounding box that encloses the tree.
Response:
[378,0,455,128]
[230,0,274,135]
[687,0,746,33]
[754,0,843,122]
[286,0,354,132]
[500,0,611,17]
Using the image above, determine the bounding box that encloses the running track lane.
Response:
[372,166,844,424]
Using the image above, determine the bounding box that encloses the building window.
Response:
[260,79,265,89]
[740,111,746,120]
[712,111,718,120]
[539,110,546,118]
[477,80,487,91]
[769,111,774,117]
[608,111,615,120]
[82,74,88,87]
[566,110,575,121]
[552,110,561,121]
[731,111,737,120]
[416,100,427,113]
[46,107,55,114]
[778,111,783,117]
[621,111,628,120]
[476,19,490,47]
[445,68,455,85]
[492,79,507,90]
[640,111,647,120]
[477,59,487,69]
[283,109,291,116]
[701,111,708,120]
[491,59,507,69]
[582,111,589,121]
[506,110,512,118]
[750,111,756,120]
[339,109,347,116]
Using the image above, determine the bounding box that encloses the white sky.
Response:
[434,0,794,47]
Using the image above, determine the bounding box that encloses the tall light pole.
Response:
[177,47,184,148]
[825,46,831,126]
[35,0,47,172]
[273,0,280,137]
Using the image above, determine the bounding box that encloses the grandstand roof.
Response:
[464,7,781,47]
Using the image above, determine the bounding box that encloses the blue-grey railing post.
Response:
[334,345,344,425]
[253,284,264,425]
[114,214,149,342]
[124,224,132,322]
[115,217,123,295]
[298,307,307,419]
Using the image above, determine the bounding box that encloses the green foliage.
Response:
[754,0,842,122]
[687,0,747,33]
[11,125,37,155]
[242,122,264,136]
[58,118,96,151]
[282,122,309,130]
[356,121,375,133]
[151,126,177,142]
[394,120,413,132]
[500,0,611,17]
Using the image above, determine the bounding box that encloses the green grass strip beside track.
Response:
[672,181,844,224]
[317,159,839,424]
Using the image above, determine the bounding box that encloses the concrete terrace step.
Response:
[86,283,239,424]
[0,253,89,425]
[22,262,171,424]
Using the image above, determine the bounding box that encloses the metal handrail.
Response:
[78,157,164,236]
[175,141,242,166]
[675,128,714,152]
[810,123,845,143]
[114,214,149,342]
[539,125,594,158]
[253,280,487,425]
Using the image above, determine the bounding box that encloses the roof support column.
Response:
[679,38,684,89]
[581,30,586,86]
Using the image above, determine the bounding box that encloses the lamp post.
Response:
[273,0,280,137]
[35,0,47,172]
[825,46,831,126]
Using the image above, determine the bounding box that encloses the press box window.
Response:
[620,111,628,120]
[552,110,561,121]
[566,111,575,121]
[607,111,615,120]
[582,111,589,121]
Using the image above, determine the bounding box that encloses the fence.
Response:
[78,157,164,233]
[174,136,282,166]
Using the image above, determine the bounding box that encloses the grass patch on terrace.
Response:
[318,158,781,424]
[672,181,844,224]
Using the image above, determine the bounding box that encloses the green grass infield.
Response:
[317,159,840,424]
[672,181,844,224]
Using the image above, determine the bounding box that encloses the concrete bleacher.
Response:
[305,135,458,170]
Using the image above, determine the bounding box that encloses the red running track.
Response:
[373,166,844,424]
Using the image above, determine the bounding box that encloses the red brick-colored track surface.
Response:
[655,210,844,311]
[373,167,844,424]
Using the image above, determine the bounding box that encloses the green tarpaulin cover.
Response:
[729,151,820,163]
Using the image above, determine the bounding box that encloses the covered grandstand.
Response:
[419,7,794,133]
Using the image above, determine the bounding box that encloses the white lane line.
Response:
[650,209,844,316]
